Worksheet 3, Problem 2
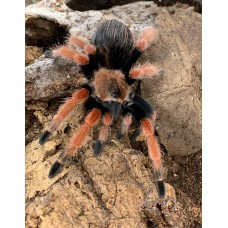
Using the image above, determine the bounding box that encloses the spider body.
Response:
[39,19,165,198]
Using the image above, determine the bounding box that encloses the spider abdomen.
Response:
[94,19,135,69]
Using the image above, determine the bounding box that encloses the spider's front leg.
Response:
[49,108,102,178]
[39,87,91,145]
[141,116,165,198]
[122,95,165,198]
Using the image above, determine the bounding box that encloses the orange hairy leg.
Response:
[116,113,133,139]
[93,112,113,156]
[141,117,165,198]
[49,108,102,178]
[68,35,96,55]
[39,88,90,145]
[129,63,161,80]
[52,46,89,65]
[136,26,158,51]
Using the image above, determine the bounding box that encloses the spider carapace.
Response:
[39,19,165,198]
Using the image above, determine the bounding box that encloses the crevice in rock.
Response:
[76,157,117,218]
[146,219,158,228]
[25,189,45,203]
[64,0,201,13]
[49,172,69,188]
[156,203,171,227]
[26,17,69,51]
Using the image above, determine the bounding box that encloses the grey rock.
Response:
[25,58,86,101]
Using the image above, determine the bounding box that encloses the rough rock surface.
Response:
[25,58,86,101]
[140,7,202,156]
[26,46,44,66]
[25,1,202,227]
[26,105,201,227]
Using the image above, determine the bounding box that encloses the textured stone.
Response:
[25,2,202,227]
[26,46,43,66]
[25,58,87,101]
[140,7,202,156]
[25,1,201,155]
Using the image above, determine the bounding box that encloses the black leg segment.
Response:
[39,130,51,145]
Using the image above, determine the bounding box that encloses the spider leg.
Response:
[141,116,165,198]
[93,112,113,156]
[52,46,89,65]
[129,63,162,80]
[136,26,158,51]
[39,87,90,145]
[116,113,133,139]
[53,35,98,79]
[49,108,102,178]
[123,94,165,198]
[67,35,96,55]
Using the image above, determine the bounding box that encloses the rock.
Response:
[25,1,202,227]
[140,7,202,156]
[25,58,87,101]
[26,129,200,227]
[25,0,41,7]
[26,46,43,66]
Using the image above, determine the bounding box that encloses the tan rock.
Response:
[25,1,202,227]
[26,46,43,66]
[141,7,202,155]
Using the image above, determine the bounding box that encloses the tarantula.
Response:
[39,19,165,198]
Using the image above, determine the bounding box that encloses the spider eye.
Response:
[111,92,118,98]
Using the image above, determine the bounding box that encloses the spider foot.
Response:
[129,63,162,80]
[39,130,51,145]
[93,140,104,157]
[48,160,63,178]
[44,50,54,58]
[116,131,124,139]
[136,26,158,51]
[156,180,165,198]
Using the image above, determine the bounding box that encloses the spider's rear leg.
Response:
[52,37,98,79]
[68,35,96,55]
[136,26,158,51]
[52,46,90,65]
[116,113,133,139]
[129,63,163,80]
[39,87,90,145]
[94,112,113,156]
[49,108,102,178]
